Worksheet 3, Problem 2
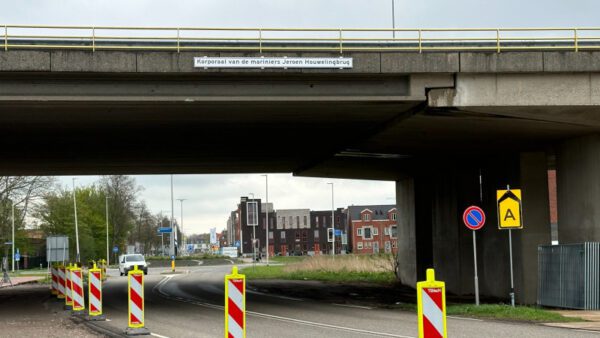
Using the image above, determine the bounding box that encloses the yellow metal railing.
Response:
[3,25,600,53]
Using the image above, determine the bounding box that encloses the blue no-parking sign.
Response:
[463,206,486,230]
[113,246,119,253]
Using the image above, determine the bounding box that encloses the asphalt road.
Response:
[87,265,600,338]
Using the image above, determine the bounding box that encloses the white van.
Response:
[118,254,148,276]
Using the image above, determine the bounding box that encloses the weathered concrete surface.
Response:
[2,49,600,74]
[557,134,600,243]
[459,52,544,73]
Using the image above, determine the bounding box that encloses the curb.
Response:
[71,315,127,338]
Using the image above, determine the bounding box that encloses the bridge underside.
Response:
[2,55,600,304]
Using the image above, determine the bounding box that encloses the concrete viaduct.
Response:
[2,47,600,303]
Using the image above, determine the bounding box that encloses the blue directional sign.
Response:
[335,229,342,236]
[15,248,20,261]
[187,244,194,252]
[235,240,241,248]
[158,227,173,233]
[112,246,119,253]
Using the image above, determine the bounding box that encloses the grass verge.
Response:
[446,304,584,323]
[241,265,396,284]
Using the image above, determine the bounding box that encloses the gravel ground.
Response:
[0,284,103,337]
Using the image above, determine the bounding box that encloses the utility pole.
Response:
[261,174,269,266]
[327,182,335,257]
[177,199,186,254]
[72,178,80,262]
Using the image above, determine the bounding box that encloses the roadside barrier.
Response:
[65,264,73,309]
[57,264,66,299]
[224,266,246,338]
[71,264,85,313]
[87,263,105,320]
[50,265,58,295]
[417,268,447,338]
[125,265,149,335]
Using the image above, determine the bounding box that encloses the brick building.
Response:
[310,209,347,254]
[348,205,398,255]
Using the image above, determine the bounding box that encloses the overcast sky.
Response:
[5,0,598,234]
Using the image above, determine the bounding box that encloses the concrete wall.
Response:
[3,50,600,75]
[396,153,550,303]
[557,134,600,243]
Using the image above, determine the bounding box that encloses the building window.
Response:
[314,230,319,238]
[304,216,307,226]
[315,217,319,227]
[336,215,340,225]
[373,228,378,236]
[297,216,300,227]
[391,225,398,238]
[363,227,372,240]
[280,231,286,239]
[357,228,363,236]
[384,227,390,236]
[391,213,397,221]
[269,231,273,239]
[295,232,300,239]
[363,213,371,221]
[357,242,363,250]
[289,216,293,226]
[281,217,285,227]
[366,242,372,248]
[302,230,307,239]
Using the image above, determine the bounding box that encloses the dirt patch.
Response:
[0,284,103,337]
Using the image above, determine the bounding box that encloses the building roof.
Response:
[347,205,397,221]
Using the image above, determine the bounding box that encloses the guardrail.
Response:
[3,25,600,53]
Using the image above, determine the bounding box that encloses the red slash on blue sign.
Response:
[463,206,486,230]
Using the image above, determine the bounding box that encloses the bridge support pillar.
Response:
[396,152,550,304]
[556,134,600,243]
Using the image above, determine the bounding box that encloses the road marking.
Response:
[247,289,304,301]
[447,315,483,322]
[332,303,372,310]
[154,276,412,338]
[574,329,600,334]
[150,333,171,338]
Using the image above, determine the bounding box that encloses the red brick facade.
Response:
[351,208,398,255]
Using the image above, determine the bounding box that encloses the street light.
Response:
[391,0,396,39]
[177,198,186,255]
[73,178,80,262]
[170,175,175,257]
[105,196,110,265]
[249,192,256,265]
[327,182,335,257]
[261,174,269,266]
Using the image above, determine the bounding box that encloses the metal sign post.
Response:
[462,206,485,306]
[497,185,523,307]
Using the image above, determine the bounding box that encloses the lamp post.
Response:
[327,182,335,257]
[391,0,396,39]
[105,196,110,265]
[72,178,80,262]
[170,175,175,257]
[11,201,15,272]
[249,193,256,265]
[177,198,186,255]
[261,174,269,266]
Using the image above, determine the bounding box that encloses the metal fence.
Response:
[538,242,600,309]
[3,25,600,53]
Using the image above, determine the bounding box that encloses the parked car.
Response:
[118,254,148,276]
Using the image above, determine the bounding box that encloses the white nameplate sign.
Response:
[194,57,353,69]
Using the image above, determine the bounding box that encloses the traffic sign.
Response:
[462,206,486,230]
[497,189,523,229]
[112,246,119,253]
[235,241,241,248]
[335,229,342,236]
[158,227,172,233]
[14,253,20,261]
[187,244,194,252]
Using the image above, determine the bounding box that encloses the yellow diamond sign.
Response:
[497,189,523,229]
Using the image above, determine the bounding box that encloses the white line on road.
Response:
[247,289,304,301]
[447,315,483,322]
[332,303,373,310]
[150,333,171,338]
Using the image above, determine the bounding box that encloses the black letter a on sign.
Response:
[504,209,516,221]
